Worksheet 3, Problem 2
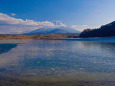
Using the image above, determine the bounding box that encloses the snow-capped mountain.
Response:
[24,26,80,35]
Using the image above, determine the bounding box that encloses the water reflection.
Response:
[0,44,17,54]
[0,39,115,82]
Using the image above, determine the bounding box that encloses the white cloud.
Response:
[0,13,98,34]
[53,21,66,27]
[0,13,66,34]
[11,13,16,16]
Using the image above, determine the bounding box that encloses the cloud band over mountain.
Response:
[0,13,92,34]
[0,13,67,34]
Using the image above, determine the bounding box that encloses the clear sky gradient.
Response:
[0,0,115,33]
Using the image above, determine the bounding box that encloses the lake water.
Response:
[1,38,115,85]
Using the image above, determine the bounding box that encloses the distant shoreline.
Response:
[0,34,115,40]
[0,34,79,40]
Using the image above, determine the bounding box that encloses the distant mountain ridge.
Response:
[48,29,69,34]
[25,27,80,35]
[79,21,115,37]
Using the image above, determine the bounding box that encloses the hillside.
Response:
[48,29,69,34]
[79,21,115,37]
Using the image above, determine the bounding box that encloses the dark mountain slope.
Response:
[79,21,115,37]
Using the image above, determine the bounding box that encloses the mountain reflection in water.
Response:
[0,44,17,54]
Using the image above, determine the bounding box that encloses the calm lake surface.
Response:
[1,38,115,85]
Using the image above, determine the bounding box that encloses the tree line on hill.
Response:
[79,21,115,37]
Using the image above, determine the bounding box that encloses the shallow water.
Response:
[0,38,115,85]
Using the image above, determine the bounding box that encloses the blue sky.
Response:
[0,0,115,34]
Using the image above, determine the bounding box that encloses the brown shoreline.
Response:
[0,34,115,40]
[0,34,79,40]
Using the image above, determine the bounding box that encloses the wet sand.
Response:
[1,72,115,86]
[0,76,115,86]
